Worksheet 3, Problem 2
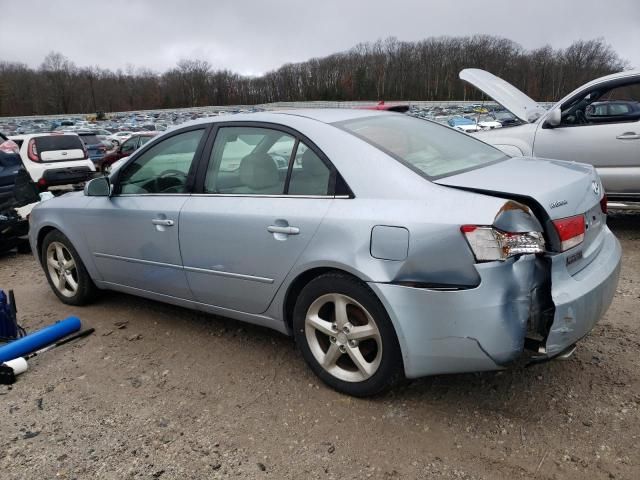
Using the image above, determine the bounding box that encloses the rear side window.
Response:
[204,127,295,195]
[287,143,331,195]
[35,135,84,152]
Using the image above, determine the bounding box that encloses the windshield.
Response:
[35,135,84,152]
[336,115,508,179]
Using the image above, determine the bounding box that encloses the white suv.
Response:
[10,133,96,188]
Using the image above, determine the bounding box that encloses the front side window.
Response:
[119,129,204,194]
[204,127,295,194]
[337,115,507,179]
[562,79,640,125]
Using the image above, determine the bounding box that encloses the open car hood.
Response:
[459,69,547,123]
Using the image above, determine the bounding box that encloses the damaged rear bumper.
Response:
[544,227,621,356]
[368,227,621,379]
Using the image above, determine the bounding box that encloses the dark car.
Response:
[100,132,157,174]
[0,133,22,203]
[490,110,520,126]
[75,131,108,168]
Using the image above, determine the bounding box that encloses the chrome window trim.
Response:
[189,194,347,199]
[111,194,350,199]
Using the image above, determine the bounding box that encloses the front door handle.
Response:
[267,225,300,235]
[152,218,174,227]
[616,132,640,140]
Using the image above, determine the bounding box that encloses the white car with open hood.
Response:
[460,68,640,208]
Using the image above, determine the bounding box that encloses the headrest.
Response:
[239,153,279,190]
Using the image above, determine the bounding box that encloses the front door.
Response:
[83,127,207,298]
[180,125,335,314]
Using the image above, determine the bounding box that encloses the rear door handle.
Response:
[267,225,300,235]
[616,132,640,140]
[152,218,174,226]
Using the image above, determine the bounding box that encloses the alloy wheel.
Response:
[46,241,79,298]
[305,293,383,382]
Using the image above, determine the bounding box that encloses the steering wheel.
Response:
[153,169,188,193]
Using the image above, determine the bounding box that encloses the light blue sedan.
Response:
[29,109,621,396]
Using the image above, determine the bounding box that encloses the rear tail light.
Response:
[461,225,545,262]
[600,193,608,215]
[27,139,40,162]
[552,215,585,252]
[0,139,19,154]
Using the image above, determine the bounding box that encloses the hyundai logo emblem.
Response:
[592,181,600,196]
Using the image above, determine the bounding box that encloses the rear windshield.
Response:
[78,134,100,145]
[35,135,84,152]
[336,115,508,179]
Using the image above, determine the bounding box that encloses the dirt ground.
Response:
[0,213,638,480]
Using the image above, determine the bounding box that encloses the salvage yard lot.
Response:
[0,213,638,479]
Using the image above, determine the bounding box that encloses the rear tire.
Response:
[41,230,97,306]
[293,272,403,397]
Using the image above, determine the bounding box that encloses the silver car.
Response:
[460,68,640,207]
[29,109,621,396]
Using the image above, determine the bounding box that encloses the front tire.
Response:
[293,272,403,397]
[41,230,97,305]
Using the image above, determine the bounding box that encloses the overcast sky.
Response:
[1,0,639,75]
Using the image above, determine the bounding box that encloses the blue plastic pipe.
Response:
[0,317,81,364]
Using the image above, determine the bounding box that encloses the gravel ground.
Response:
[0,213,638,479]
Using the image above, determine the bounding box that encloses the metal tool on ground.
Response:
[25,328,95,360]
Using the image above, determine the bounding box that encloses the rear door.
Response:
[179,123,335,314]
[83,126,208,298]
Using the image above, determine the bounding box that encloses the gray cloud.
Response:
[1,0,639,74]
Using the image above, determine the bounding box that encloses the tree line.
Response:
[0,35,628,116]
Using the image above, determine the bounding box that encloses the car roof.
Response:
[175,108,396,130]
[10,132,79,140]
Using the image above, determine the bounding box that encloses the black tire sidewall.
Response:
[293,273,403,397]
[41,230,96,306]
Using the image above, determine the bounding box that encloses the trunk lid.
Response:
[459,69,547,123]
[435,156,606,274]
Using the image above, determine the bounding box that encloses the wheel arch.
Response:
[36,225,59,265]
[282,266,374,334]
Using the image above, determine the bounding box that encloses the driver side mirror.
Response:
[543,107,561,129]
[84,176,111,197]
